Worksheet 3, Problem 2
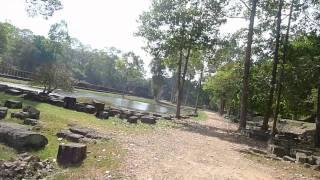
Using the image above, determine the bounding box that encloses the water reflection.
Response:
[0,82,174,113]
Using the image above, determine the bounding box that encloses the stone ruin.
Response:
[0,153,55,179]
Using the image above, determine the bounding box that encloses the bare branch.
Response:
[239,0,251,11]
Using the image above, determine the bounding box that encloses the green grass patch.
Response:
[0,77,30,85]
[192,111,208,121]
[0,92,176,178]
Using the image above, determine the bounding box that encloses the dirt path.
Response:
[118,112,314,180]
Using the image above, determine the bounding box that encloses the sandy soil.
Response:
[117,112,316,180]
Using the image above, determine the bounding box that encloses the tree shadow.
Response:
[172,119,268,149]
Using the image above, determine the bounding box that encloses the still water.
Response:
[0,81,174,114]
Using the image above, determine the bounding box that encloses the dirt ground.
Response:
[117,112,317,180]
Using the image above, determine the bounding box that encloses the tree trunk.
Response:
[176,47,191,118]
[262,0,284,131]
[272,0,293,136]
[175,49,183,118]
[194,66,204,114]
[219,98,225,115]
[239,0,259,130]
[315,71,320,147]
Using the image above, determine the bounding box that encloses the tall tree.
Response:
[262,0,284,131]
[239,0,259,130]
[25,0,63,19]
[137,0,226,118]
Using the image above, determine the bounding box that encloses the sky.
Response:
[0,0,245,77]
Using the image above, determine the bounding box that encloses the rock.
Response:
[0,107,8,119]
[153,113,162,118]
[268,144,287,157]
[11,112,30,119]
[69,127,110,140]
[0,84,8,91]
[246,129,270,141]
[141,115,156,124]
[23,118,38,126]
[119,111,130,119]
[22,106,40,119]
[313,156,320,165]
[96,111,109,119]
[5,88,23,95]
[84,105,96,114]
[75,103,86,112]
[296,152,308,164]
[134,113,144,118]
[128,116,138,124]
[109,108,121,117]
[57,143,87,166]
[311,165,320,171]
[0,122,48,150]
[93,101,105,112]
[163,115,173,120]
[63,97,77,110]
[304,163,311,168]
[56,130,84,142]
[283,155,296,163]
[4,99,22,109]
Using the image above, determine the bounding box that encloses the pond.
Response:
[0,81,176,114]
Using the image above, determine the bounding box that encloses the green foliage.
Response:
[25,0,63,19]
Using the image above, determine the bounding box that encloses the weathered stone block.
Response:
[0,107,8,119]
[84,105,95,114]
[22,106,40,119]
[57,143,87,166]
[23,118,38,126]
[56,130,84,142]
[63,97,77,110]
[4,100,22,109]
[5,89,23,96]
[11,112,29,119]
[268,144,287,157]
[96,111,109,119]
[141,115,156,124]
[128,116,138,124]
[296,152,308,164]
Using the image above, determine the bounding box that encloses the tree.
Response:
[239,0,259,130]
[137,0,226,118]
[33,63,73,94]
[25,0,63,19]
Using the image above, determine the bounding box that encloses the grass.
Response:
[0,77,30,85]
[192,111,208,121]
[0,92,176,179]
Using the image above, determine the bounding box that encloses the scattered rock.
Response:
[311,165,320,171]
[23,118,39,126]
[56,130,84,142]
[283,155,296,163]
[84,104,96,114]
[57,143,87,166]
[5,88,23,96]
[109,109,121,117]
[128,116,138,124]
[4,99,22,109]
[0,84,8,91]
[163,115,173,120]
[304,163,311,168]
[22,106,40,119]
[141,115,156,124]
[0,153,55,179]
[96,111,109,119]
[0,107,8,119]
[268,144,287,157]
[63,97,77,110]
[11,112,29,119]
[296,152,308,164]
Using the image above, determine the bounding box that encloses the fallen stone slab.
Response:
[22,106,40,119]
[96,111,109,119]
[128,116,138,124]
[11,112,30,119]
[296,152,308,164]
[163,115,173,120]
[0,107,8,119]
[0,122,48,150]
[56,130,84,143]
[75,103,86,112]
[5,88,23,96]
[0,84,8,91]
[69,127,109,140]
[109,109,121,117]
[268,144,288,157]
[283,155,296,163]
[57,143,87,166]
[4,99,22,109]
[141,115,156,124]
[84,104,95,114]
[23,118,39,126]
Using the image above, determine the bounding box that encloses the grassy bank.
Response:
[0,92,176,179]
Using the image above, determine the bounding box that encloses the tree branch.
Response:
[239,0,251,11]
